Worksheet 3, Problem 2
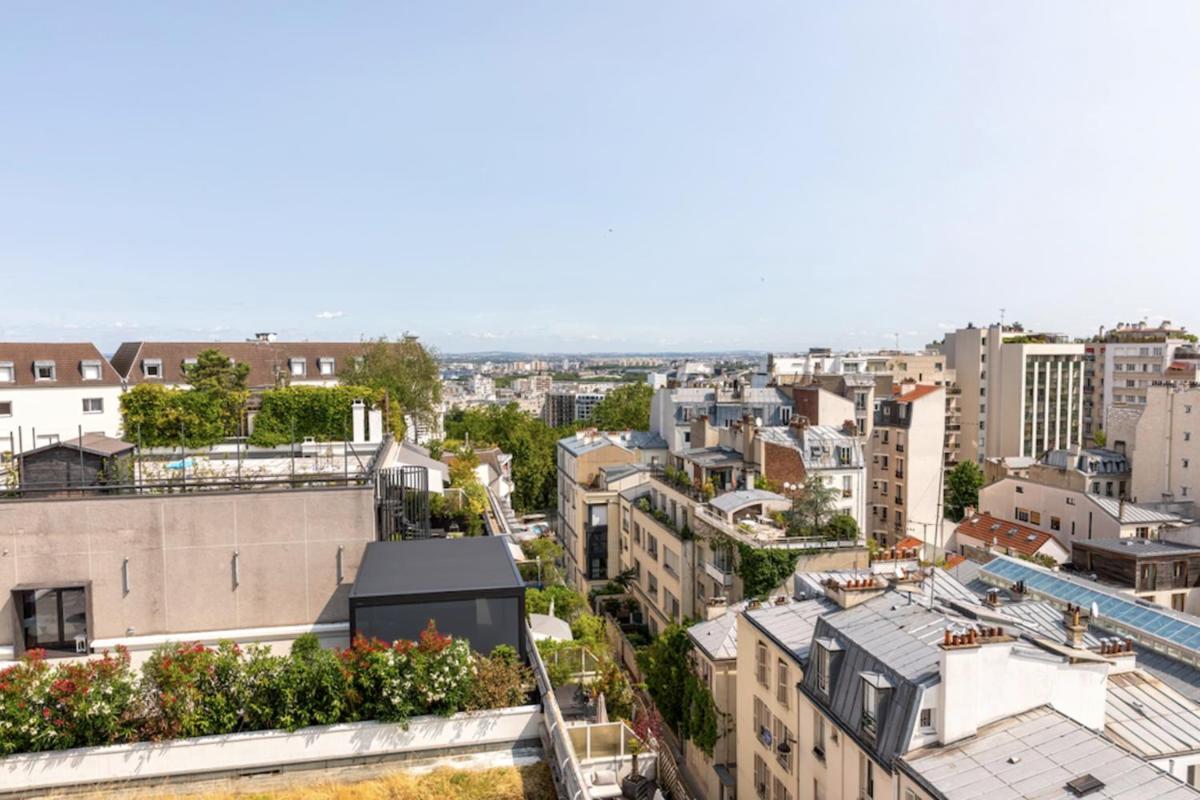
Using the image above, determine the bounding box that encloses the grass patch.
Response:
[146,763,555,800]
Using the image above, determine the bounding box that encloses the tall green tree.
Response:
[182,349,251,436]
[339,335,442,438]
[945,460,984,521]
[788,475,839,536]
[589,383,654,430]
[637,624,722,756]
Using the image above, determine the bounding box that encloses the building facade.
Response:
[868,385,946,547]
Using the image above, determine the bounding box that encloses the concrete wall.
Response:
[0,705,541,796]
[1132,386,1200,505]
[0,486,376,652]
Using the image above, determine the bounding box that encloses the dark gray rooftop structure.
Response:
[349,538,526,657]
[1073,538,1200,559]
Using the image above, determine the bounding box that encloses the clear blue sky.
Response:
[3,3,1199,354]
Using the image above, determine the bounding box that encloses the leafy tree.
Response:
[589,383,654,431]
[339,335,442,438]
[1093,428,1107,447]
[637,624,721,756]
[444,446,487,533]
[825,513,859,541]
[525,585,586,620]
[444,404,574,512]
[945,460,984,521]
[181,349,251,437]
[788,475,839,536]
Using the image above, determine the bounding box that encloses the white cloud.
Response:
[314,310,344,320]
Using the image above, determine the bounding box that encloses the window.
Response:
[183,357,198,370]
[647,573,658,601]
[773,777,789,800]
[142,359,162,378]
[318,357,336,376]
[813,709,826,758]
[781,407,791,424]
[920,708,934,730]
[18,587,87,654]
[34,361,56,381]
[777,659,789,705]
[0,361,12,382]
[861,754,875,799]
[646,533,658,559]
[753,754,768,798]
[1050,516,1061,531]
[1015,508,1030,522]
[843,475,853,498]
[862,680,879,739]
[80,360,102,381]
[82,397,104,414]
[290,358,306,378]
[1173,594,1186,612]
[1030,511,1041,525]
[815,644,830,694]
[756,641,769,687]
[0,401,11,417]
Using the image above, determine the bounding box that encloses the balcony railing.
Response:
[704,560,735,587]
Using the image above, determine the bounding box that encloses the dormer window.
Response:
[0,361,13,383]
[143,359,163,379]
[182,357,198,369]
[318,357,335,376]
[814,638,843,695]
[290,358,307,378]
[81,360,102,381]
[860,672,892,742]
[34,361,56,381]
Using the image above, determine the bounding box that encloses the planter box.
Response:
[0,705,541,796]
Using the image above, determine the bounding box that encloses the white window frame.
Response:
[290,358,307,378]
[142,359,163,379]
[80,360,102,381]
[318,357,336,376]
[0,361,12,383]
[34,361,56,381]
[82,397,104,414]
[0,400,12,417]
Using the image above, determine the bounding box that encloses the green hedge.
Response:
[119,384,231,448]
[249,385,384,446]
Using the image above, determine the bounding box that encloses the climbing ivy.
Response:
[637,624,723,757]
[736,543,803,599]
[249,385,384,446]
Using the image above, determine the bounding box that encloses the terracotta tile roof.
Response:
[943,553,967,568]
[891,384,942,403]
[955,512,1057,557]
[111,341,369,388]
[896,536,924,551]
[0,343,122,387]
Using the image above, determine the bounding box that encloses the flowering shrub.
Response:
[0,624,519,757]
[0,647,140,755]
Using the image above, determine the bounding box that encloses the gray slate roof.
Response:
[1091,495,1182,524]
[350,538,523,598]
[1076,538,1200,558]
[742,597,837,664]
[757,425,865,469]
[557,430,668,457]
[710,488,788,515]
[899,705,1200,800]
[1106,670,1200,759]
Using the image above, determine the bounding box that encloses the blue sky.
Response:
[2,3,1199,354]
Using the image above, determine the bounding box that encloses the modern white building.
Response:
[0,343,125,457]
[943,323,1086,463]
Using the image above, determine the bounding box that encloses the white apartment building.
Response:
[0,343,125,457]
[943,324,1085,463]
[1084,321,1193,440]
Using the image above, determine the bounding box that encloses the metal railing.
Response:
[528,624,591,800]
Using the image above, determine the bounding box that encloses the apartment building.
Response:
[943,323,1086,463]
[868,385,946,547]
[0,343,125,458]
[1084,321,1193,440]
[985,446,1131,499]
[685,609,749,800]
[978,476,1187,549]
[650,386,794,453]
[555,429,667,590]
[621,416,866,635]
[1129,384,1200,506]
[953,511,1070,564]
[735,598,835,800]
[1072,538,1200,613]
[110,337,370,389]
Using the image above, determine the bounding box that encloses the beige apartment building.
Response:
[943,323,1086,464]
[555,429,667,591]
[1128,384,1200,507]
[620,414,868,635]
[684,610,744,800]
[868,385,946,547]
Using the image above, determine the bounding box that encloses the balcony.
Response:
[704,560,735,587]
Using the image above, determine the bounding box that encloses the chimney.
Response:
[1064,603,1087,650]
[985,588,1002,608]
